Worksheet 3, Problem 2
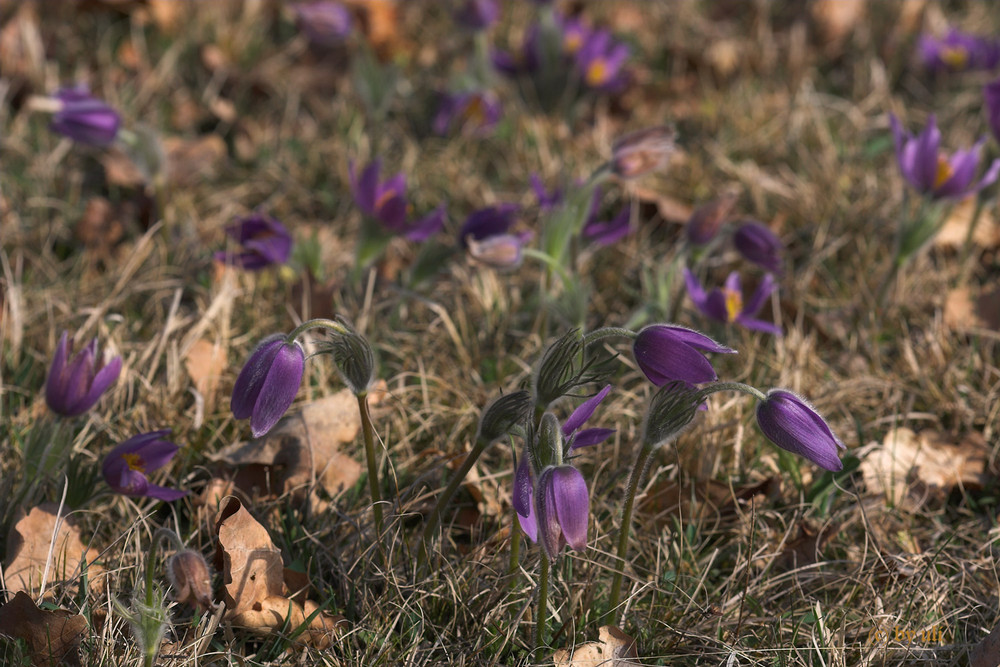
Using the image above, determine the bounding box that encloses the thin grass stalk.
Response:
[357,392,385,544]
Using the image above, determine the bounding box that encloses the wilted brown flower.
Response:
[610,125,677,180]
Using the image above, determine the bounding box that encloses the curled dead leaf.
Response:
[4,503,106,598]
[0,592,88,667]
[553,625,641,667]
[934,196,1000,250]
[944,285,1000,333]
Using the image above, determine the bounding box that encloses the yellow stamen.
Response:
[934,155,953,189]
[123,453,146,473]
[586,60,607,87]
[940,46,969,70]
[724,288,743,322]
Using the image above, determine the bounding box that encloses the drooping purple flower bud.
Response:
[293,1,353,47]
[433,90,502,137]
[889,113,1000,200]
[987,78,1000,145]
[686,192,738,245]
[733,221,783,273]
[535,465,590,559]
[611,126,677,180]
[231,335,305,437]
[45,330,122,417]
[214,213,292,271]
[632,324,736,386]
[684,269,781,335]
[755,390,845,472]
[50,85,121,147]
[102,430,188,501]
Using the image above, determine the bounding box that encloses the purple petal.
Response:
[570,427,615,449]
[973,158,1000,193]
[561,384,612,436]
[735,316,783,336]
[143,483,189,502]
[249,342,305,437]
[741,273,777,316]
[935,143,982,198]
[535,467,564,559]
[134,438,181,472]
[79,355,122,410]
[756,390,844,471]
[231,336,284,420]
[45,332,70,411]
[914,116,941,191]
[404,206,446,242]
[654,325,736,355]
[376,194,409,231]
[551,466,589,552]
[354,160,382,216]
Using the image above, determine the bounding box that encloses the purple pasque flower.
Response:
[918,28,1000,72]
[459,203,520,244]
[986,78,1000,145]
[610,126,677,180]
[454,0,499,31]
[582,205,631,246]
[561,384,615,449]
[349,160,446,242]
[732,221,783,273]
[557,14,590,57]
[491,25,541,77]
[102,430,188,501]
[535,465,589,558]
[231,335,305,437]
[45,330,122,417]
[531,174,564,211]
[632,324,736,386]
[50,85,121,147]
[433,90,502,137]
[889,114,1000,200]
[755,390,844,472]
[460,204,531,269]
[684,269,782,336]
[214,213,292,271]
[293,1,353,47]
[574,28,629,91]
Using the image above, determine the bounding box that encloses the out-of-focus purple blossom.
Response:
[293,1,353,47]
[574,28,629,91]
[491,26,541,77]
[231,335,305,437]
[686,192,739,245]
[460,204,531,269]
[987,78,1000,145]
[454,0,499,31]
[733,221,783,273]
[557,14,590,56]
[45,331,122,417]
[582,205,631,246]
[611,126,677,180]
[349,159,446,241]
[684,269,781,335]
[50,85,121,147]
[433,90,502,137]
[531,174,564,211]
[889,114,1000,200]
[755,390,845,472]
[102,430,188,501]
[918,28,1000,72]
[214,213,292,271]
[632,324,736,386]
[459,204,520,244]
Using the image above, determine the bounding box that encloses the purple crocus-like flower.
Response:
[459,203,520,244]
[454,0,499,31]
[557,14,590,57]
[732,221,783,273]
[984,78,1000,145]
[349,159,446,241]
[582,205,631,246]
[918,28,1000,72]
[45,331,122,417]
[889,114,1000,201]
[531,174,564,211]
[460,204,531,269]
[535,465,590,558]
[293,1,353,47]
[574,28,629,91]
[491,25,541,77]
[684,269,781,336]
[632,324,736,386]
[50,85,121,147]
[231,335,305,437]
[214,213,292,271]
[755,390,844,472]
[102,430,188,501]
[433,90,502,137]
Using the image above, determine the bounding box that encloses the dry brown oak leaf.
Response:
[215,497,345,648]
[4,503,106,598]
[0,591,88,667]
[553,625,642,667]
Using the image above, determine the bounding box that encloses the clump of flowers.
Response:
[102,430,188,501]
[214,213,292,271]
[49,85,121,147]
[46,330,122,417]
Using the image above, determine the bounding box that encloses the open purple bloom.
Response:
[293,1,352,47]
[755,390,844,472]
[454,0,499,31]
[459,204,520,245]
[45,331,122,417]
[918,28,1000,72]
[535,465,589,558]
[889,114,1000,200]
[50,85,121,147]
[574,28,629,91]
[733,221,783,273]
[214,213,292,271]
[582,205,631,246]
[985,78,1000,146]
[231,335,305,437]
[349,160,445,241]
[684,269,781,335]
[433,90,502,137]
[557,14,590,57]
[633,324,736,386]
[102,430,188,501]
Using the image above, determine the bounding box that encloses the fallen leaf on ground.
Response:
[215,497,346,647]
[553,625,641,666]
[4,503,106,597]
[944,285,1000,333]
[184,338,227,410]
[163,135,227,188]
[971,615,1000,667]
[934,196,1000,250]
[811,0,866,52]
[210,383,386,506]
[0,591,88,667]
[860,428,992,509]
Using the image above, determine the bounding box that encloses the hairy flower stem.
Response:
[606,441,653,622]
[357,392,385,547]
[419,436,490,568]
[536,556,551,649]
[508,513,522,579]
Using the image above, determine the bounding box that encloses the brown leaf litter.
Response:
[553,625,642,667]
[0,591,88,667]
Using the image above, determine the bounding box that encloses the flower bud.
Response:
[535,412,564,468]
[476,390,533,443]
[166,550,213,610]
[611,125,677,180]
[641,381,702,450]
[533,329,585,408]
[50,85,121,146]
[733,221,782,273]
[45,330,122,417]
[231,335,305,437]
[755,389,844,471]
[325,317,376,396]
[535,465,590,559]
